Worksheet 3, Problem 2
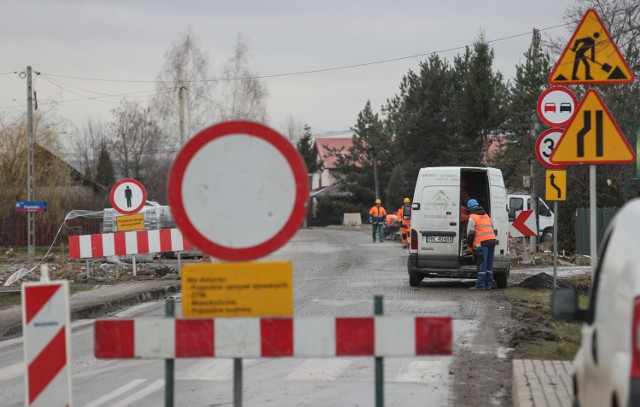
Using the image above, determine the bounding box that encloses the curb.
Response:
[0,282,181,341]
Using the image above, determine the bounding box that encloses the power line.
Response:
[39,23,570,85]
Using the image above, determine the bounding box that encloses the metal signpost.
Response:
[546,8,635,278]
[168,121,309,407]
[545,170,566,288]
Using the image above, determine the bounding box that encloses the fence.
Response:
[575,207,619,255]
[0,217,102,248]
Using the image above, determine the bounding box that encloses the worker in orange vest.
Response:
[466,199,497,290]
[368,199,387,243]
[397,198,411,248]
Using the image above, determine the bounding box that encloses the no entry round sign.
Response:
[168,121,309,261]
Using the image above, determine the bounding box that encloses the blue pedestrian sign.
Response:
[15,201,47,212]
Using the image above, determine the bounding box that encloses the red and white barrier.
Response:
[22,273,72,406]
[69,228,196,259]
[95,316,452,359]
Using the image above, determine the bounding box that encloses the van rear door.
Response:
[416,181,460,268]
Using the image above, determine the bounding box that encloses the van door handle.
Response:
[591,329,598,365]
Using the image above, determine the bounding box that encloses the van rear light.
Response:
[632,297,640,379]
[410,229,418,250]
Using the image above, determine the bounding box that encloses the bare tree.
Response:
[0,113,89,219]
[151,28,214,149]
[72,118,109,181]
[110,100,163,183]
[215,34,268,122]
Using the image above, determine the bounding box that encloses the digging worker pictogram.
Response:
[571,32,599,80]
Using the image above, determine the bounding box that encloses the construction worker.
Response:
[397,198,411,248]
[368,199,387,243]
[466,199,498,290]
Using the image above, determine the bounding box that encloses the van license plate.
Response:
[426,236,453,243]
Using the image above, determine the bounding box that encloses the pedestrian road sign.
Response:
[550,89,635,165]
[546,170,566,201]
[110,178,147,215]
[549,8,634,85]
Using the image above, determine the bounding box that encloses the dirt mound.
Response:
[516,272,571,290]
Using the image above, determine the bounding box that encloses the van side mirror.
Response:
[403,205,411,220]
[412,203,420,210]
[552,288,585,322]
[508,208,516,222]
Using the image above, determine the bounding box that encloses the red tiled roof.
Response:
[314,137,353,169]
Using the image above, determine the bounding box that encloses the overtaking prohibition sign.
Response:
[168,121,309,261]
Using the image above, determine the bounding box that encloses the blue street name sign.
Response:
[15,201,47,212]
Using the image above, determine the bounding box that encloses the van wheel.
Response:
[541,228,553,242]
[495,273,508,289]
[409,270,423,287]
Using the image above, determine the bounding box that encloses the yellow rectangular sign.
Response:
[116,214,145,231]
[182,261,293,318]
[546,170,567,201]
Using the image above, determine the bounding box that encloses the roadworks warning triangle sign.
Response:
[550,89,635,164]
[549,8,634,85]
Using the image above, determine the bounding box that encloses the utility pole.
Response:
[178,80,186,146]
[26,66,36,262]
[529,28,541,255]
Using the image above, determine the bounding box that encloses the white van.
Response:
[406,167,510,288]
[507,192,555,242]
[552,198,640,407]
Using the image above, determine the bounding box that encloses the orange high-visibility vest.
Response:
[369,206,387,223]
[470,213,496,246]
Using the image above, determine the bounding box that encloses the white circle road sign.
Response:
[537,86,578,128]
[110,178,147,215]
[536,128,568,169]
[168,121,309,261]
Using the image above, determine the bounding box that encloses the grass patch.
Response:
[506,276,589,361]
[0,285,94,309]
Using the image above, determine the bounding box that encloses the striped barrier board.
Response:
[69,228,196,259]
[95,316,452,359]
[22,280,72,407]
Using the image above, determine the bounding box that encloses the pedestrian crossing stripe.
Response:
[550,89,635,164]
[549,8,634,85]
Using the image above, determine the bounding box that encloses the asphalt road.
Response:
[0,226,529,406]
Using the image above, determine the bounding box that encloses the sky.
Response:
[0,0,578,144]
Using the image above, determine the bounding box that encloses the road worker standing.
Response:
[466,199,498,290]
[397,198,411,248]
[368,199,387,243]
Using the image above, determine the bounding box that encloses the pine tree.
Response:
[95,143,116,188]
[295,124,321,175]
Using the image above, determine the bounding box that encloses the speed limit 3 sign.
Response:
[536,128,567,169]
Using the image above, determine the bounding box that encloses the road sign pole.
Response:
[234,359,243,407]
[553,202,558,289]
[165,298,175,407]
[590,165,597,279]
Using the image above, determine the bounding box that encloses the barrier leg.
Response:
[375,295,384,407]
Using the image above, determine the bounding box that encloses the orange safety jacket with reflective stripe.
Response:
[369,206,387,224]
[469,213,496,246]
